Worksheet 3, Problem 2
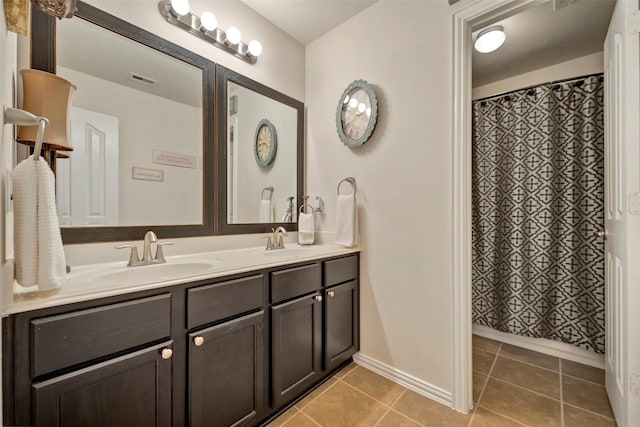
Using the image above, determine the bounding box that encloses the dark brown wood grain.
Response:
[324,255,359,287]
[270,263,321,304]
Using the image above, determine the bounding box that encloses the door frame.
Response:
[451,0,546,412]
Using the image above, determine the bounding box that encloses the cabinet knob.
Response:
[194,336,205,346]
[327,291,335,298]
[314,295,323,302]
[161,348,173,360]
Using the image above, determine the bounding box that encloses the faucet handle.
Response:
[261,234,274,250]
[115,244,140,266]
[155,242,174,262]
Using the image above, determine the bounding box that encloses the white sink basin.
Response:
[84,259,224,287]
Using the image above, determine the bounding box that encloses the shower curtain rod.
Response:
[474,72,604,103]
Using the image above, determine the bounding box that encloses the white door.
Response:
[604,1,640,426]
[56,107,119,226]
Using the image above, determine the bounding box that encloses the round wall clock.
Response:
[254,119,277,167]
[336,79,378,148]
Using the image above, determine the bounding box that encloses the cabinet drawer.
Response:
[271,263,321,303]
[324,255,358,287]
[187,274,265,330]
[31,293,171,378]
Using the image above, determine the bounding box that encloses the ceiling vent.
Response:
[129,72,158,87]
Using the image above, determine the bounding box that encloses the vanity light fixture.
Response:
[158,0,262,64]
[474,26,506,53]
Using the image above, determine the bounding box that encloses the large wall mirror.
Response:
[30,1,215,243]
[216,65,304,235]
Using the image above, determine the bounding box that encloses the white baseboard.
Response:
[352,353,452,407]
[472,325,605,369]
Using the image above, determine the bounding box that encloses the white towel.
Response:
[259,199,273,222]
[335,193,358,247]
[298,212,315,245]
[13,156,67,290]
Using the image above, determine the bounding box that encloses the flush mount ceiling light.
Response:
[474,26,506,53]
[158,0,262,64]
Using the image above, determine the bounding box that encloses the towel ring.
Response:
[261,186,274,201]
[299,204,314,214]
[337,177,357,195]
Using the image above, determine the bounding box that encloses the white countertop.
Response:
[4,244,359,316]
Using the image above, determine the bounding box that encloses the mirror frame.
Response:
[216,65,304,235]
[30,1,216,243]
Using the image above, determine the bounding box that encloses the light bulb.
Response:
[200,12,217,31]
[366,107,372,117]
[226,27,242,45]
[248,40,263,57]
[358,103,366,113]
[474,26,506,53]
[343,95,350,104]
[170,0,190,16]
[348,98,358,108]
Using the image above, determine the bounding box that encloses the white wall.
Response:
[306,1,454,392]
[229,84,297,223]
[87,0,305,101]
[472,51,604,99]
[59,66,202,226]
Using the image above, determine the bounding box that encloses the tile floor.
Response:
[266,335,616,426]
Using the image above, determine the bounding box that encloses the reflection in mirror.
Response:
[30,2,215,243]
[216,65,304,235]
[227,81,298,224]
[56,15,202,227]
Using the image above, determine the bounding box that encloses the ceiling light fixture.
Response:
[474,26,506,53]
[158,0,262,64]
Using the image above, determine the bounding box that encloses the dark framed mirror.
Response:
[216,65,304,235]
[30,1,215,243]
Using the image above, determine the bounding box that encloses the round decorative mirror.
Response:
[335,79,378,147]
[254,118,277,167]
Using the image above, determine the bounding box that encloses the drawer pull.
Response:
[314,295,323,302]
[327,291,335,298]
[194,336,205,347]
[161,348,173,360]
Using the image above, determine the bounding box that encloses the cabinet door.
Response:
[325,280,359,372]
[189,311,265,427]
[32,341,173,427]
[272,292,322,408]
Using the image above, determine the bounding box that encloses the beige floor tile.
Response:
[562,375,614,418]
[342,366,405,405]
[267,407,299,426]
[302,381,387,426]
[499,344,559,371]
[473,335,502,353]
[563,404,617,427]
[333,362,357,379]
[472,407,524,426]
[474,347,497,374]
[295,377,337,409]
[376,410,422,427]
[561,360,605,385]
[473,372,487,403]
[481,378,561,427]
[491,356,560,399]
[282,412,319,427]
[392,390,471,427]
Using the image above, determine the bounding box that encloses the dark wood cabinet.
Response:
[324,280,359,372]
[188,311,265,427]
[3,253,359,427]
[32,341,173,427]
[271,292,323,408]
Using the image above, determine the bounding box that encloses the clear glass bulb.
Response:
[226,27,242,45]
[200,12,217,31]
[348,98,358,108]
[248,40,263,57]
[170,0,190,16]
[343,95,350,104]
[358,103,366,113]
[366,107,372,117]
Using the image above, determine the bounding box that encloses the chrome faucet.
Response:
[116,231,175,267]
[263,227,288,250]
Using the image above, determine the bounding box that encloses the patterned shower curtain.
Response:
[471,74,605,354]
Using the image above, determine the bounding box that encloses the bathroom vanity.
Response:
[2,249,359,426]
